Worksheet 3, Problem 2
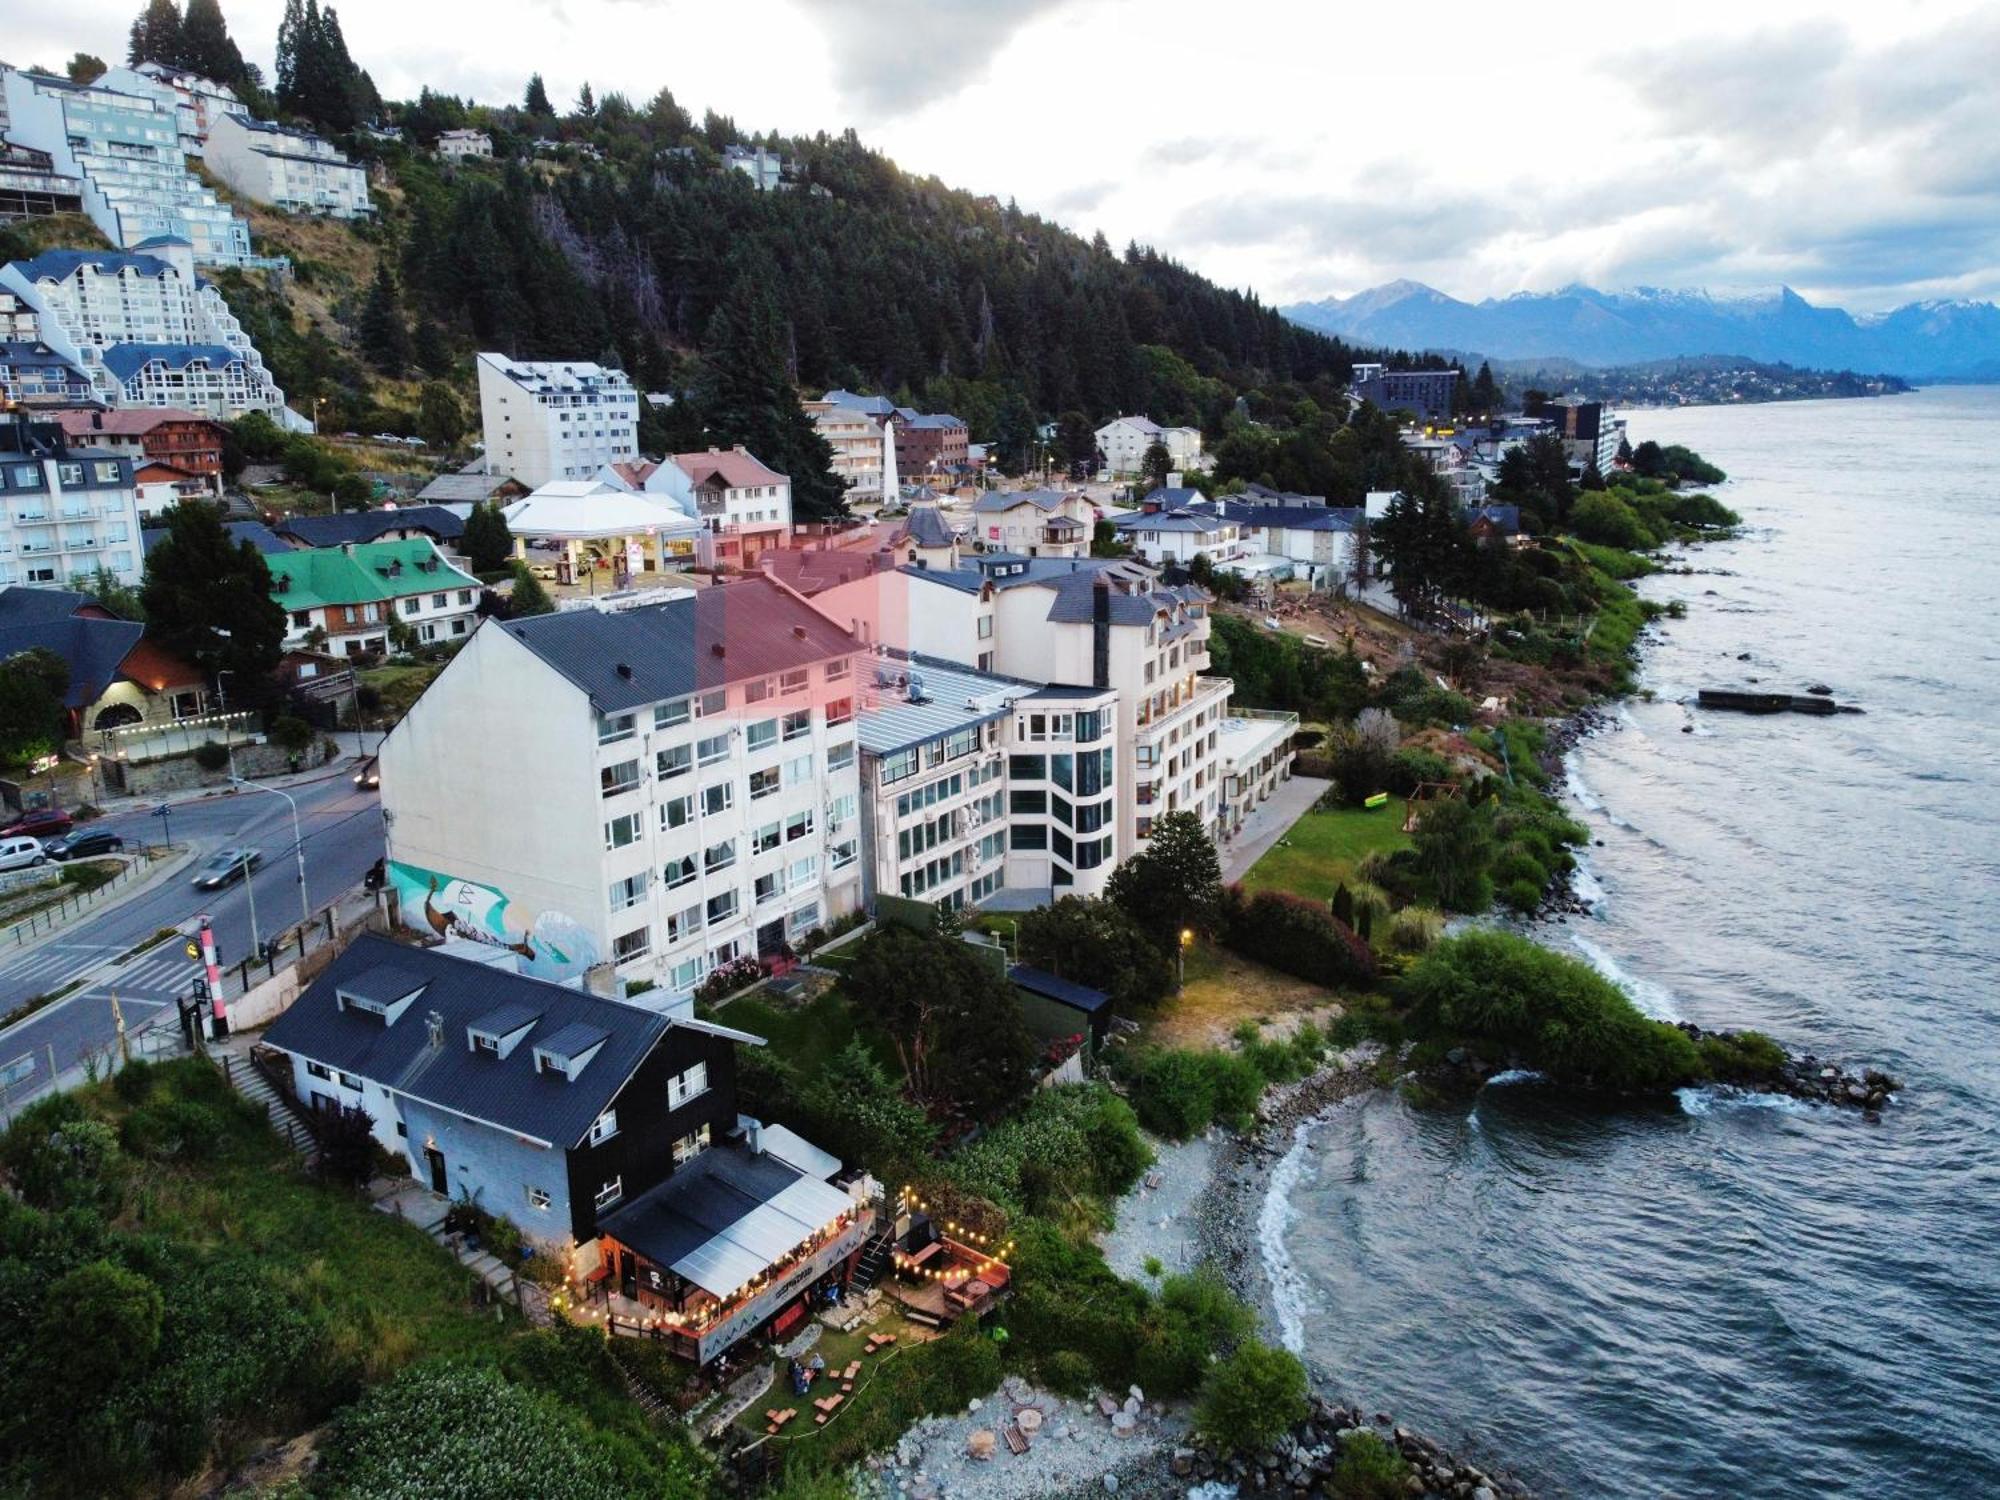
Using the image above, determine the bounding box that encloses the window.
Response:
[706,889,738,923]
[749,766,780,800]
[825,697,853,726]
[827,793,855,832]
[604,812,641,850]
[744,676,774,703]
[701,781,734,817]
[526,1184,551,1211]
[746,718,777,752]
[609,871,648,910]
[1075,709,1103,742]
[1009,754,1046,780]
[755,870,783,905]
[694,689,728,718]
[306,1061,332,1081]
[785,755,813,786]
[785,809,813,842]
[1052,753,1074,792]
[590,1109,619,1144]
[704,839,736,873]
[672,1123,711,1165]
[595,1177,623,1211]
[977,614,994,639]
[780,668,810,693]
[432,592,448,609]
[670,955,705,990]
[978,651,994,673]
[666,903,703,943]
[788,902,820,936]
[612,926,650,962]
[782,709,812,741]
[1010,789,1046,816]
[788,855,817,887]
[597,712,635,745]
[661,794,694,829]
[600,759,640,798]
[823,657,848,682]
[655,697,690,728]
[663,854,697,889]
[697,732,730,767]
[826,741,854,771]
[829,838,858,869]
[657,744,691,779]
[752,820,782,855]
[668,1061,708,1109]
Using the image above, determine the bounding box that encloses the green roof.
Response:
[268,539,479,611]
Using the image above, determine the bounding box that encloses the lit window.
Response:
[672,1123,711,1165]
[526,1184,551,1211]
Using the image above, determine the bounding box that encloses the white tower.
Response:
[879,416,899,506]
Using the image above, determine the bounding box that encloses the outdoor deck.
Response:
[884,1236,1011,1326]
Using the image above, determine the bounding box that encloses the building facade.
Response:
[1095,415,1202,476]
[1350,363,1458,421]
[1215,708,1298,842]
[271,539,481,655]
[378,577,867,999]
[1109,504,1248,570]
[969,489,1094,558]
[477,353,640,488]
[0,136,84,221]
[204,113,373,219]
[0,66,254,264]
[105,63,243,156]
[0,240,290,421]
[50,407,226,494]
[893,413,969,483]
[802,398,885,501]
[0,414,142,586]
[437,129,493,161]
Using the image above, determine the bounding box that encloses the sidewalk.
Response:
[92,731,377,818]
[1221,774,1331,883]
[0,843,200,961]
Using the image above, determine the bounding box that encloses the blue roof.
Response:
[894,505,957,549]
[1140,487,1205,508]
[0,341,85,371]
[279,505,466,547]
[973,489,1076,514]
[262,934,672,1149]
[1210,500,1362,532]
[144,520,292,557]
[822,389,895,417]
[11,249,174,283]
[1008,963,1110,1014]
[1111,509,1227,534]
[100,343,242,380]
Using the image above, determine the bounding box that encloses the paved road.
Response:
[0,773,386,1100]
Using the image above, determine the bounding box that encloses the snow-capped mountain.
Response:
[1282,283,2000,380]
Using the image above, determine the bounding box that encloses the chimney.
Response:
[1091,575,1111,689]
[581,961,619,999]
[425,1010,444,1049]
[91,411,103,430]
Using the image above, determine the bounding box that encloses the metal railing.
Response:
[4,853,160,949]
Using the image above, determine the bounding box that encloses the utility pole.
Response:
[200,914,226,1039]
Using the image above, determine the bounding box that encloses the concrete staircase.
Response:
[219,1049,319,1164]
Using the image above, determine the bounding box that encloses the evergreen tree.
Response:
[1470,361,1501,412]
[461,503,513,574]
[1054,409,1096,475]
[1106,810,1225,948]
[991,390,1038,476]
[412,318,452,376]
[1139,438,1173,492]
[276,0,365,128]
[140,504,286,682]
[505,561,553,617]
[178,0,248,91]
[692,278,846,521]
[357,261,411,376]
[575,81,595,118]
[66,54,108,85]
[523,72,551,116]
[416,380,467,450]
[0,648,69,768]
[127,0,185,67]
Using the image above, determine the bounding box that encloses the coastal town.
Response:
[0,7,1926,1500]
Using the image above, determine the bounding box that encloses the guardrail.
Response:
[3,855,158,949]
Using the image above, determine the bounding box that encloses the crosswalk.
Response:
[95,950,203,1001]
[0,941,121,994]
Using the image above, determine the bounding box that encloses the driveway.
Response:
[1221,774,1331,883]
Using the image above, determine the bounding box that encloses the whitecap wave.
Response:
[1570,855,1608,909]
[1484,1069,1548,1086]
[1564,752,1603,811]
[1256,1106,1364,1356]
[1568,933,1682,1021]
[1677,1086,1815,1118]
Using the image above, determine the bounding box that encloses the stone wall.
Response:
[105,740,304,799]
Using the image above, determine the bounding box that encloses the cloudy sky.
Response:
[14,0,1999,311]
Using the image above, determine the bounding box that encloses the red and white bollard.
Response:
[200,914,227,1039]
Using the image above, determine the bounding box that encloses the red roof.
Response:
[50,407,219,439]
[608,459,660,488]
[134,460,199,482]
[671,446,786,490]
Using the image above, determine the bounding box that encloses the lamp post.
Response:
[1178,927,1194,988]
[232,777,311,933]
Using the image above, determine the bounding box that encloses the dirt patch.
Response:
[1143,945,1342,1050]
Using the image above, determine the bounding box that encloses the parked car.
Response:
[528,562,559,580]
[192,847,262,889]
[353,756,380,790]
[0,808,71,840]
[0,835,49,872]
[41,829,125,861]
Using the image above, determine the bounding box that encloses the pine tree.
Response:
[66,53,108,85]
[412,318,453,376]
[127,0,185,67]
[357,262,411,376]
[506,561,553,617]
[575,81,595,118]
[524,73,551,115]
[1471,360,1501,413]
[461,503,513,574]
[179,0,248,90]
[416,380,466,450]
[140,504,286,681]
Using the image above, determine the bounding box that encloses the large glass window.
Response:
[1009,789,1045,816]
[1009,754,1045,781]
[1011,825,1047,850]
[746,719,777,752]
[657,744,691,779]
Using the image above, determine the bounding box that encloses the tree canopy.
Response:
[1107,810,1225,949]
[139,503,286,684]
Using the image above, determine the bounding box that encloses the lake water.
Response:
[1266,387,2000,1497]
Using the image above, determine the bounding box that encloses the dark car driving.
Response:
[192,847,262,889]
[41,828,125,861]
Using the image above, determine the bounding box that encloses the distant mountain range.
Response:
[1282,282,2000,382]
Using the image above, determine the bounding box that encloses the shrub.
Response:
[1220,885,1376,988]
[1386,747,1451,795]
[1329,1430,1414,1499]
[120,1098,226,1162]
[1571,492,1658,551]
[268,715,314,753]
[1039,1348,1095,1398]
[1402,930,1703,1091]
[1136,1267,1256,1396]
[1499,877,1545,913]
[0,1096,125,1211]
[192,740,230,771]
[1194,1339,1310,1454]
[1120,1048,1217,1138]
[1697,1030,1788,1083]
[945,1084,1149,1216]
[315,1102,380,1188]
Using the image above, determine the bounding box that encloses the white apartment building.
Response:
[378,577,866,997]
[437,129,493,161]
[204,113,373,219]
[0,66,254,265]
[0,416,143,587]
[102,63,242,157]
[802,399,884,500]
[1216,709,1298,843]
[968,490,1095,558]
[1095,415,1203,477]
[478,353,640,488]
[0,239,292,423]
[807,553,1229,855]
[1109,505,1248,570]
[855,654,1120,909]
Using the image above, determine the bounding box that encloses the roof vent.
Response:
[425,1010,444,1050]
[711,642,726,657]
[615,662,633,679]
[792,625,807,640]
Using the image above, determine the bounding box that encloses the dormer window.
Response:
[473,1032,500,1055]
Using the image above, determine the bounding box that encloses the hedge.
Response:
[1220,884,1376,989]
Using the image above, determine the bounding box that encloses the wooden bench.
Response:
[1003,1423,1029,1456]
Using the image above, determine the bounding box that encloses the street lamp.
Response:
[232,777,312,933]
[1178,927,1193,988]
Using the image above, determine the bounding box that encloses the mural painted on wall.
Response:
[386,860,599,981]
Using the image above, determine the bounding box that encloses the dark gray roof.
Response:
[0,586,144,708]
[1207,500,1361,533]
[1009,963,1110,1014]
[279,505,466,547]
[1140,487,1205,509]
[415,472,513,503]
[262,935,669,1149]
[972,489,1078,514]
[503,575,860,715]
[898,556,1206,628]
[143,519,291,557]
[1111,509,1228,535]
[894,505,956,549]
[596,1140,808,1267]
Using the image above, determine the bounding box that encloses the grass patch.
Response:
[357,661,444,720]
[1240,800,1411,904]
[1145,943,1340,1049]
[711,988,890,1079]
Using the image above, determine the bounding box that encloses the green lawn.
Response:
[713,988,876,1078]
[1240,800,1411,903]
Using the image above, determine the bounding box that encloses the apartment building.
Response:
[1109,504,1248,570]
[855,653,1120,908]
[0,136,85,220]
[0,240,290,421]
[271,539,481,655]
[378,577,866,998]
[50,407,226,495]
[1351,363,1458,422]
[477,353,640,488]
[969,489,1095,558]
[1095,415,1203,476]
[104,63,243,156]
[0,66,254,264]
[808,552,1228,854]
[801,398,884,500]
[204,113,373,219]
[0,414,143,586]
[0,340,93,405]
[659,448,792,566]
[1216,708,1298,841]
